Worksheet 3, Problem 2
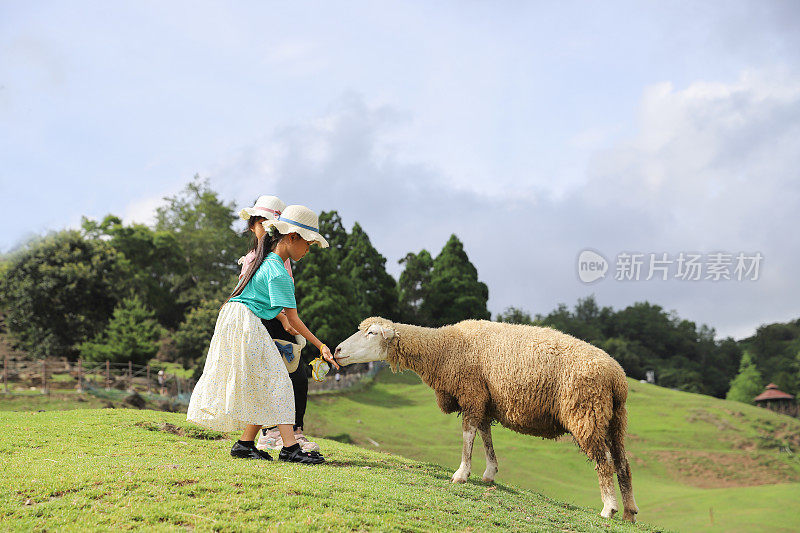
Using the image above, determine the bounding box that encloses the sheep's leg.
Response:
[571,406,618,519]
[609,411,638,523]
[478,426,498,483]
[612,442,638,523]
[595,446,619,519]
[451,422,477,483]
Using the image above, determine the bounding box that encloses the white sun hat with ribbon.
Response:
[262,205,329,248]
[239,195,286,221]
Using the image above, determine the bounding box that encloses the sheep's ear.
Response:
[366,323,395,339]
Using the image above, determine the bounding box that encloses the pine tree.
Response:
[79,297,164,365]
[398,250,433,325]
[341,222,398,321]
[294,249,359,355]
[726,351,764,403]
[421,235,490,327]
[292,211,360,356]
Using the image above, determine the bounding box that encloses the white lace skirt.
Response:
[187,302,295,432]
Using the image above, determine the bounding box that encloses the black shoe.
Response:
[231,441,273,460]
[279,445,325,464]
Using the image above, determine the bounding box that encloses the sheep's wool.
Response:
[351,317,639,523]
[187,302,295,432]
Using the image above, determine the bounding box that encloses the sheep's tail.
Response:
[608,375,638,520]
[608,376,628,440]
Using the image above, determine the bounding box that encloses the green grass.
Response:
[5,369,800,531]
[0,409,661,532]
[304,370,800,533]
[0,389,179,413]
[0,390,112,411]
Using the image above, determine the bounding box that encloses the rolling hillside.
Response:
[0,408,659,532]
[305,370,800,532]
[2,369,798,531]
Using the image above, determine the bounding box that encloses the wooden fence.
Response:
[2,356,386,399]
[308,361,385,393]
[1,356,194,400]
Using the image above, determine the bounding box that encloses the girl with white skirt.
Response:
[187,205,339,464]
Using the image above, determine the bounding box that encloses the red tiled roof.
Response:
[754,385,795,402]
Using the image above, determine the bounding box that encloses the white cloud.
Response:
[584,70,800,232]
[208,78,800,339]
[122,194,168,227]
[265,40,316,65]
[572,69,800,336]
[3,2,799,340]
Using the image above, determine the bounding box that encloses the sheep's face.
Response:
[334,319,395,366]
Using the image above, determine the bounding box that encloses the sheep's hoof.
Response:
[623,510,637,523]
[481,477,495,483]
[600,507,618,519]
[451,475,468,484]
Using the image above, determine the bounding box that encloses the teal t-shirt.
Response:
[229,252,296,319]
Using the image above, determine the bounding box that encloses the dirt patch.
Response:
[134,421,226,441]
[686,408,736,432]
[158,422,183,436]
[627,451,647,469]
[650,450,800,488]
[774,425,800,448]
[689,408,800,453]
[170,479,199,486]
[724,408,745,419]
[729,418,800,452]
[49,487,80,500]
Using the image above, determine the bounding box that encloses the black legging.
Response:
[262,317,308,430]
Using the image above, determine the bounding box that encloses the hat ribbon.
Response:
[255,206,281,216]
[275,342,295,362]
[277,215,319,232]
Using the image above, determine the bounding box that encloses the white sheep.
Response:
[335,317,639,522]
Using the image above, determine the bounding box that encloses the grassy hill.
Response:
[304,370,800,533]
[0,408,661,532]
[2,370,799,531]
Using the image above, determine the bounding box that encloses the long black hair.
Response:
[245,216,266,253]
[223,227,283,306]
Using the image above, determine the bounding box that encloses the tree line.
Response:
[501,299,742,394]
[495,299,799,402]
[0,179,489,374]
[1,178,797,401]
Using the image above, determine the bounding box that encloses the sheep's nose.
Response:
[334,345,342,356]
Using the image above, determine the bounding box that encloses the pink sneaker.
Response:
[256,428,283,451]
[295,431,320,453]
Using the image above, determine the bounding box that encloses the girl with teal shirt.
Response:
[187,205,339,464]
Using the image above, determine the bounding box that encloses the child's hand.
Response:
[277,311,298,335]
[320,344,340,370]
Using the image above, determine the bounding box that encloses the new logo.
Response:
[577,250,608,283]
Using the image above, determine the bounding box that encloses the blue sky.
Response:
[2,1,798,339]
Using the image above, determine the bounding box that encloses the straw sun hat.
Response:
[239,195,286,221]
[262,205,329,248]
